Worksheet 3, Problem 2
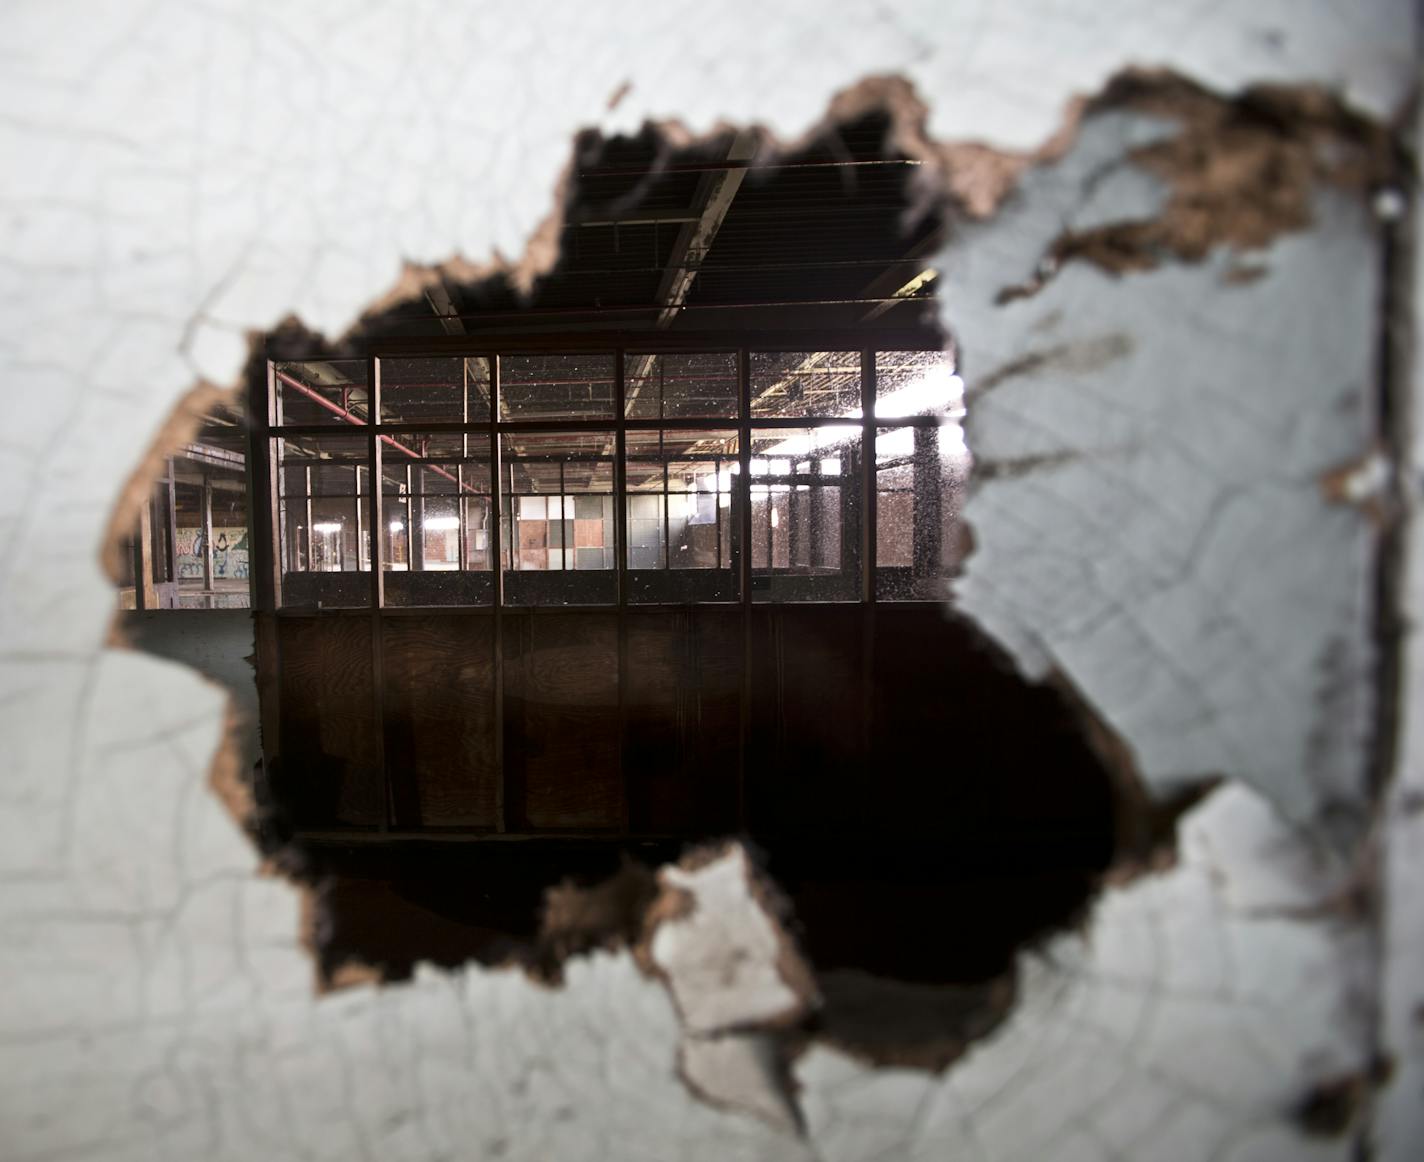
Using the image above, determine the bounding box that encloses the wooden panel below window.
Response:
[624,608,741,834]
[275,615,384,826]
[382,615,498,828]
[747,605,866,834]
[502,611,622,830]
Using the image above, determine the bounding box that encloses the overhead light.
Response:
[424,515,460,530]
[389,520,405,533]
[312,521,343,534]
[875,366,964,419]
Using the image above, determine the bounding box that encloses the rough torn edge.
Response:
[91,67,1406,1128]
[996,68,1402,302]
[636,840,821,1034]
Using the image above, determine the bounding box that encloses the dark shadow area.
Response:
[293,607,1118,991]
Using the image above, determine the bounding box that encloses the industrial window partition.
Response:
[118,409,253,610]
[254,334,968,837]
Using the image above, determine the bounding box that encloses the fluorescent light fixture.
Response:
[423,515,460,530]
[312,521,343,534]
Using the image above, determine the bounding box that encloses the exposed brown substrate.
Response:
[998,71,1401,302]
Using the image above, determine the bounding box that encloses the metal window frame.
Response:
[252,330,954,837]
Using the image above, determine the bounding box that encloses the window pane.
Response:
[500,431,615,605]
[625,352,738,419]
[378,431,493,607]
[379,356,491,424]
[874,350,961,418]
[177,411,254,605]
[875,425,971,601]
[273,359,369,426]
[750,350,860,418]
[500,353,615,421]
[749,427,860,602]
[172,478,251,610]
[274,433,371,608]
[625,430,739,603]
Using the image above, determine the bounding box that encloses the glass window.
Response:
[625,430,739,603]
[625,352,738,419]
[273,359,369,426]
[500,353,615,421]
[379,356,492,424]
[875,424,971,601]
[874,349,961,418]
[750,350,860,418]
[274,433,371,608]
[749,426,860,602]
[500,431,616,605]
[379,432,493,606]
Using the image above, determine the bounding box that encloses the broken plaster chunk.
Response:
[678,1032,802,1135]
[649,843,818,1036]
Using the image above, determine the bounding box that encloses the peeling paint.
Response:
[1,2,1417,1157]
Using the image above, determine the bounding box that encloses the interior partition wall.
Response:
[250,332,967,840]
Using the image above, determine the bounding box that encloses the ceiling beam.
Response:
[651,129,760,329]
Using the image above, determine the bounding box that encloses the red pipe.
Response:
[273,368,473,494]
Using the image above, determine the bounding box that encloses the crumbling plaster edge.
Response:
[95,65,1414,1138]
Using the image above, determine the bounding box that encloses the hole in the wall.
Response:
[106,95,1168,1075]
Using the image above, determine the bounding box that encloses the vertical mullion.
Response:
[490,355,506,831]
[614,348,630,835]
[737,347,752,832]
[786,462,799,569]
[368,353,389,833]
[302,467,314,574]
[354,459,365,571]
[614,349,628,603]
[252,360,282,811]
[661,436,670,571]
[257,362,280,612]
[164,461,179,596]
[860,348,875,604]
[200,472,215,602]
[860,347,876,768]
[459,360,469,571]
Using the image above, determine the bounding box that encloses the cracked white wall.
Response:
[0,2,1418,1160]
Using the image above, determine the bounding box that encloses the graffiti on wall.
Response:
[176,526,249,580]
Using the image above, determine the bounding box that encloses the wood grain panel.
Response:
[382,615,497,828]
[748,606,865,833]
[276,615,383,826]
[503,612,622,829]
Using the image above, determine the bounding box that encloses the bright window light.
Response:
[876,366,964,419]
[423,515,460,530]
[389,519,405,533]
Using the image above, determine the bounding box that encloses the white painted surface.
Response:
[0,2,1415,1158]
[797,784,1369,1162]
[1373,103,1424,1162]
[651,846,812,1036]
[950,112,1381,824]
